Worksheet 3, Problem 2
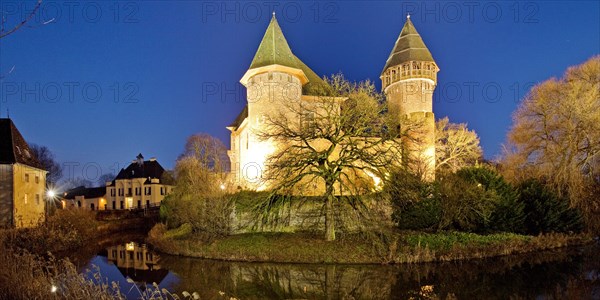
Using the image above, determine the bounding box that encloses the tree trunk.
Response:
[325,193,336,241]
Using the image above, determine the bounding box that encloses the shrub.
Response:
[457,167,525,233]
[2,209,98,254]
[387,169,439,230]
[519,180,584,234]
[161,194,233,240]
[436,173,500,232]
[395,196,441,230]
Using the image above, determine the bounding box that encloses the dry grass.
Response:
[2,209,99,254]
[0,211,193,299]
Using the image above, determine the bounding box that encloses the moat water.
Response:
[67,232,600,299]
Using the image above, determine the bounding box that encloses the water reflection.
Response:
[105,242,169,290]
[81,237,600,300]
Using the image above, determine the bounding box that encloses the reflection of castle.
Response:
[106,242,168,285]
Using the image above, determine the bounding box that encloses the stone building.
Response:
[227,15,438,190]
[0,118,47,228]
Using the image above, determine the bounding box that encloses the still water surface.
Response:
[68,233,600,299]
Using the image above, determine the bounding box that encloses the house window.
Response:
[110,189,115,197]
[25,174,29,182]
[112,201,116,210]
[35,194,40,205]
[137,200,141,208]
[77,200,81,207]
[146,200,150,208]
[90,203,95,210]
[127,188,132,196]
[120,201,124,209]
[35,176,39,184]
[160,187,164,195]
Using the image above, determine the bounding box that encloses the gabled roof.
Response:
[113,157,165,182]
[382,16,436,75]
[0,118,45,170]
[63,186,106,200]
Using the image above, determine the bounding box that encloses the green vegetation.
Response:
[148,224,590,264]
[503,56,599,233]
[520,180,584,234]
[389,166,584,235]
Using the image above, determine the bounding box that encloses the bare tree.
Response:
[256,74,423,241]
[97,173,115,186]
[63,177,93,190]
[0,0,42,39]
[161,134,232,237]
[435,117,482,173]
[503,56,600,229]
[29,143,62,185]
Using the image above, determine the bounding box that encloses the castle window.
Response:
[413,61,421,70]
[35,194,40,205]
[35,176,39,184]
[25,174,29,182]
[302,112,316,133]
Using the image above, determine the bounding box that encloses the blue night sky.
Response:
[0,1,598,185]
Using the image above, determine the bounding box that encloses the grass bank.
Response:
[148,224,593,264]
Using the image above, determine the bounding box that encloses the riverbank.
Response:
[0,210,163,299]
[148,225,593,264]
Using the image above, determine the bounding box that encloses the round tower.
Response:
[237,14,308,190]
[381,15,439,180]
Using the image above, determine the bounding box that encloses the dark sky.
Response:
[1,1,598,185]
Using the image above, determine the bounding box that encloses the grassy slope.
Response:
[148,225,592,264]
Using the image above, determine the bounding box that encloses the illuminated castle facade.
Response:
[227,15,438,190]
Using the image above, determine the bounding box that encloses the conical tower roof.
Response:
[249,14,299,70]
[242,14,330,96]
[381,16,435,75]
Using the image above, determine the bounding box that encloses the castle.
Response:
[227,14,438,190]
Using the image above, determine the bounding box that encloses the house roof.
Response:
[113,156,166,182]
[248,14,330,96]
[0,118,45,170]
[63,186,106,200]
[381,17,436,75]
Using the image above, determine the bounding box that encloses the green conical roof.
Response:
[249,14,299,70]
[381,17,435,75]
[246,14,331,96]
